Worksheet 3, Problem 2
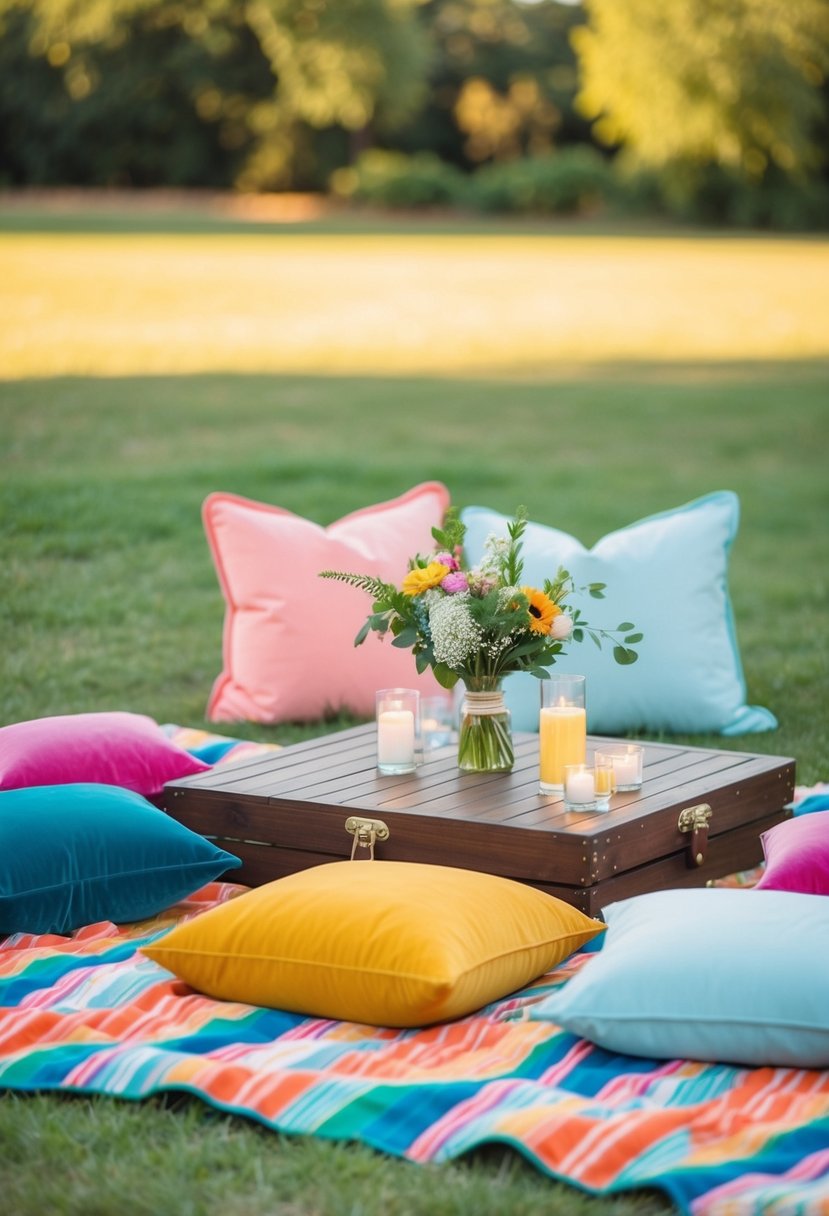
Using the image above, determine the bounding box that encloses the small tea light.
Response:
[376,688,419,774]
[592,759,614,811]
[563,762,614,813]
[596,744,644,792]
[564,765,595,808]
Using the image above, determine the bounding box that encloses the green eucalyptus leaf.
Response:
[354,620,371,646]
[613,645,639,665]
[507,638,543,659]
[589,630,603,650]
[616,621,636,632]
[433,663,459,689]
[624,632,644,644]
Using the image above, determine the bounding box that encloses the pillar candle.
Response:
[539,705,587,790]
[377,709,415,767]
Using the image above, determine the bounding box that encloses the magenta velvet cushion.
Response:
[0,712,210,798]
[754,813,829,895]
[203,482,450,723]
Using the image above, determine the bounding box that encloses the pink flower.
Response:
[434,551,459,572]
[551,613,573,640]
[440,571,469,595]
[467,572,496,597]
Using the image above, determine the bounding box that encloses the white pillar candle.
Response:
[565,768,596,804]
[377,709,415,766]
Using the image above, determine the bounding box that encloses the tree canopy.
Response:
[1,0,827,225]
[573,0,829,182]
[0,0,430,187]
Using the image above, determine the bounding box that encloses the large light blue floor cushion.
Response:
[460,492,776,736]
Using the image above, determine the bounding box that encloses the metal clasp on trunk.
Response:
[678,803,713,867]
[345,816,389,860]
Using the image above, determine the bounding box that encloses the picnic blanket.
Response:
[1,734,827,1214]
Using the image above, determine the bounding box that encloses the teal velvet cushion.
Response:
[0,783,241,936]
[460,492,776,736]
[531,888,829,1068]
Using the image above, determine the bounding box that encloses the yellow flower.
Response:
[522,586,560,635]
[402,561,450,597]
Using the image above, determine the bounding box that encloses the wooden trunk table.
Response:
[163,725,796,916]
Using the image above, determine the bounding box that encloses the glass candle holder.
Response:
[539,674,586,793]
[563,762,614,813]
[563,763,597,811]
[376,688,419,775]
[419,694,455,751]
[592,758,615,811]
[595,744,644,792]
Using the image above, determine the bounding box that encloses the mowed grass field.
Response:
[3,211,829,377]
[1,197,828,1216]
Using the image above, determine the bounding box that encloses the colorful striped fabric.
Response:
[161,723,281,766]
[1,880,828,1215]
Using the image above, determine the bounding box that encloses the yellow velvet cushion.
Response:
[141,860,605,1027]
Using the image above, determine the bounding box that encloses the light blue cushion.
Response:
[460,492,776,736]
[0,783,241,936]
[531,888,829,1068]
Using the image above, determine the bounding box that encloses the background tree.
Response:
[572,0,829,219]
[0,0,429,188]
[387,0,588,169]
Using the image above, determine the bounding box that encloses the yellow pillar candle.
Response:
[539,706,587,792]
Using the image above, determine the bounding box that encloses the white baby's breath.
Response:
[429,594,482,667]
[479,533,510,576]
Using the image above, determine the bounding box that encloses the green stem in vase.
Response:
[458,685,514,773]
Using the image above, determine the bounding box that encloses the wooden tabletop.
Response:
[166,723,793,838]
[163,725,796,911]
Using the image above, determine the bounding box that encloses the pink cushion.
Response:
[0,712,210,797]
[203,482,451,723]
[754,813,829,895]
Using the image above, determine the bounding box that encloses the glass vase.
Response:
[457,681,514,773]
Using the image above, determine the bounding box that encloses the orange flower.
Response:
[522,586,560,635]
[402,561,451,597]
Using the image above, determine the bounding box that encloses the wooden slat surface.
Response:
[164,724,795,902]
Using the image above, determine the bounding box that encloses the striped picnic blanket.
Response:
[1,881,828,1214]
[1,731,827,1213]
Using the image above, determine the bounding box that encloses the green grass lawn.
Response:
[3,364,827,775]
[1,197,828,1214]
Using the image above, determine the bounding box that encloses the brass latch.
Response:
[678,803,713,867]
[345,816,389,861]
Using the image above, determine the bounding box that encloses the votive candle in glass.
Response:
[563,764,596,811]
[595,743,644,792]
[593,758,614,811]
[419,694,455,750]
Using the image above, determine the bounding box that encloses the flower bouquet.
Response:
[321,508,641,773]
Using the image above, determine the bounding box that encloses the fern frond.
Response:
[319,570,394,599]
